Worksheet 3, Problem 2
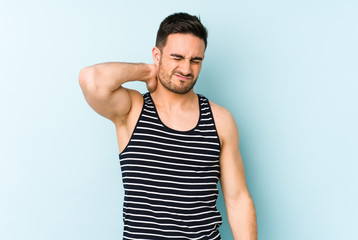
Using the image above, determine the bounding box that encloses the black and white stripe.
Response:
[119,92,222,240]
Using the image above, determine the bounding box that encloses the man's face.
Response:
[156,33,205,94]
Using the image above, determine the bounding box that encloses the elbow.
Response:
[226,191,254,209]
[79,66,96,89]
[78,66,112,101]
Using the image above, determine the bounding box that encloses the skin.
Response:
[79,33,257,239]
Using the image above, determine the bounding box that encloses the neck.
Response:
[150,83,197,110]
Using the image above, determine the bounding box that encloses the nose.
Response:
[179,59,192,76]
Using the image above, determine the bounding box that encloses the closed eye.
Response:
[170,54,203,63]
[170,54,184,61]
[191,60,201,64]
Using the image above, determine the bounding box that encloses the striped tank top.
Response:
[119,92,222,239]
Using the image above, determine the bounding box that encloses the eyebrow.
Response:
[170,54,203,61]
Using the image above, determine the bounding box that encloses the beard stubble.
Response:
[157,59,198,95]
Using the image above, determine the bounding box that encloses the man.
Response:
[79,12,257,240]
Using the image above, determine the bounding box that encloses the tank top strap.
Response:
[140,92,164,127]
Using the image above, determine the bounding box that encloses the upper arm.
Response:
[211,102,249,203]
[78,66,141,124]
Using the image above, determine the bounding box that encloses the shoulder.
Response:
[113,88,144,126]
[208,100,239,146]
[127,88,145,102]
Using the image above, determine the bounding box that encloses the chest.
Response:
[155,106,200,132]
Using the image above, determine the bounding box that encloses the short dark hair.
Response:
[155,12,208,50]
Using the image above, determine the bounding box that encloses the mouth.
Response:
[174,73,192,81]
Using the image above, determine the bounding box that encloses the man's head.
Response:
[153,13,208,95]
[155,12,208,51]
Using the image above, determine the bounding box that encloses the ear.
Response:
[152,46,161,66]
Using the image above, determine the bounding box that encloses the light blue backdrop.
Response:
[0,0,357,239]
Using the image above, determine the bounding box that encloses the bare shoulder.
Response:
[126,88,144,105]
[127,88,145,117]
[209,100,237,130]
[128,88,145,114]
[209,100,239,145]
[112,88,144,126]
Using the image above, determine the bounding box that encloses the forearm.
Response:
[226,194,257,240]
[79,62,153,92]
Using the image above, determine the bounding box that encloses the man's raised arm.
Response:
[78,62,157,123]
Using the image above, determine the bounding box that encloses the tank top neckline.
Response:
[147,92,202,134]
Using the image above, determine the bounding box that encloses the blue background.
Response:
[0,0,357,239]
